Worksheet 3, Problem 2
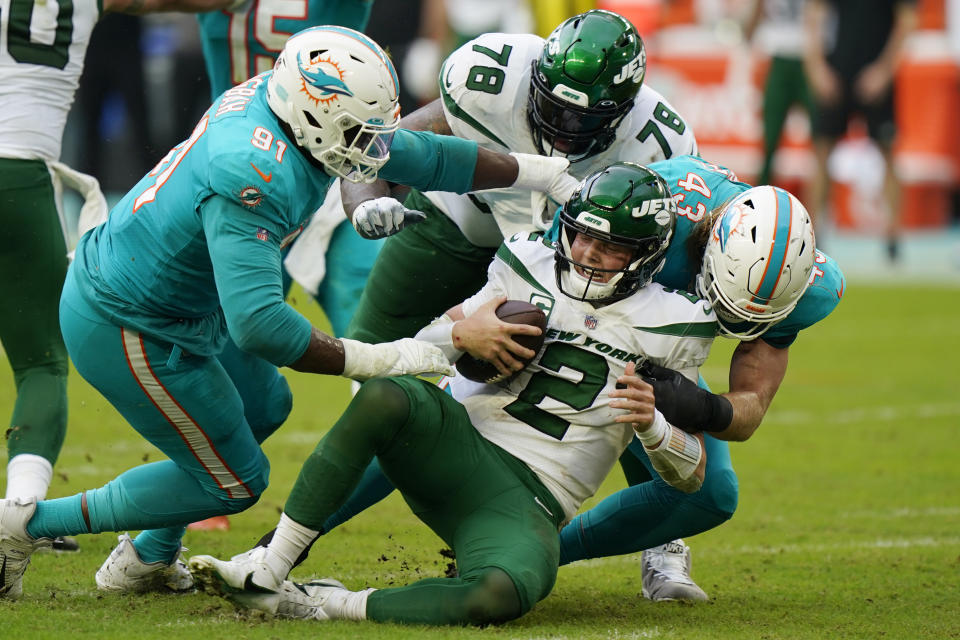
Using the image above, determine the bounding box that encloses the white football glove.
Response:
[509,152,581,205]
[351,197,426,239]
[340,338,455,381]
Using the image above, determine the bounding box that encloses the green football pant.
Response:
[284,377,564,625]
[345,190,496,342]
[759,56,814,185]
[0,158,69,465]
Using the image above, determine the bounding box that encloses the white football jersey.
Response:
[449,233,717,521]
[430,32,699,246]
[0,0,100,160]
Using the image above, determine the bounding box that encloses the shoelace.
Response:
[647,544,695,585]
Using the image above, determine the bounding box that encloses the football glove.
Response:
[340,337,454,381]
[352,197,426,239]
[638,361,733,433]
[509,152,580,205]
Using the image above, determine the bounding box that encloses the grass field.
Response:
[1,282,958,639]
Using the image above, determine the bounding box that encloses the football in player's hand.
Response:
[456,300,547,384]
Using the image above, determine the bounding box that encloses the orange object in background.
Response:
[187,515,230,531]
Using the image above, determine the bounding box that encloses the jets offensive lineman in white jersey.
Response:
[434,32,696,241]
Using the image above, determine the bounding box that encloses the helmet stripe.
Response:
[752,187,793,302]
[297,25,399,96]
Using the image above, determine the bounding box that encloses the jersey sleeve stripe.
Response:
[439,64,508,148]
[495,243,553,297]
[632,322,718,338]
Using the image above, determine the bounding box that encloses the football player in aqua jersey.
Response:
[196,0,378,341]
[0,0,258,553]
[189,163,719,626]
[249,154,845,603]
[0,26,580,600]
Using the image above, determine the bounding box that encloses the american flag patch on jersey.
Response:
[256,227,269,241]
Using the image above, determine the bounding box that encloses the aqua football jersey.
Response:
[69,72,478,363]
[197,0,374,98]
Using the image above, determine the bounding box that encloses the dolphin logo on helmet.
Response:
[297,51,354,98]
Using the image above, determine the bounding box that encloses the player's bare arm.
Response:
[711,339,789,442]
[287,327,346,375]
[448,297,542,377]
[104,0,235,14]
[399,99,454,137]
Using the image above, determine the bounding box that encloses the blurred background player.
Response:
[803,0,917,261]
[0,0,249,551]
[189,163,718,626]
[744,0,813,187]
[0,26,578,600]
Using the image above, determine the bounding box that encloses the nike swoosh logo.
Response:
[443,62,455,89]
[250,162,272,183]
[242,572,277,593]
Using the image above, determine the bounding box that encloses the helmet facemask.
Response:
[528,61,634,162]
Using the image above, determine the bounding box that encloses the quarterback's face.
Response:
[570,233,632,282]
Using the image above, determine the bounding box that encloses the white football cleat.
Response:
[95,533,194,593]
[640,539,709,602]
[0,497,50,599]
[229,578,347,619]
[188,546,287,596]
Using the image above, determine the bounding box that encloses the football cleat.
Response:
[0,497,50,599]
[640,539,709,602]
[188,546,287,596]
[95,533,194,593]
[228,578,347,619]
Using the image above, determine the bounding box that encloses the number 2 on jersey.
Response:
[504,343,609,440]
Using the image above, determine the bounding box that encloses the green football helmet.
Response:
[555,162,676,303]
[529,10,646,161]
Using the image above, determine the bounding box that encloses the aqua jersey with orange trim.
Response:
[196,0,374,98]
[69,72,478,357]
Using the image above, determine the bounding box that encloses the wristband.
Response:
[706,394,734,432]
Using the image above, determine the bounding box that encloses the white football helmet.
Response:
[267,26,401,183]
[697,186,816,340]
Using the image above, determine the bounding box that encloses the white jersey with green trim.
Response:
[0,0,100,160]
[431,31,698,246]
[448,232,716,521]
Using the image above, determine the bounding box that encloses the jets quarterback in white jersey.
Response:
[430,10,698,241]
[443,163,716,519]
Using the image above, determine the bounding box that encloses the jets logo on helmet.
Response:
[297,51,353,106]
[613,49,647,85]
